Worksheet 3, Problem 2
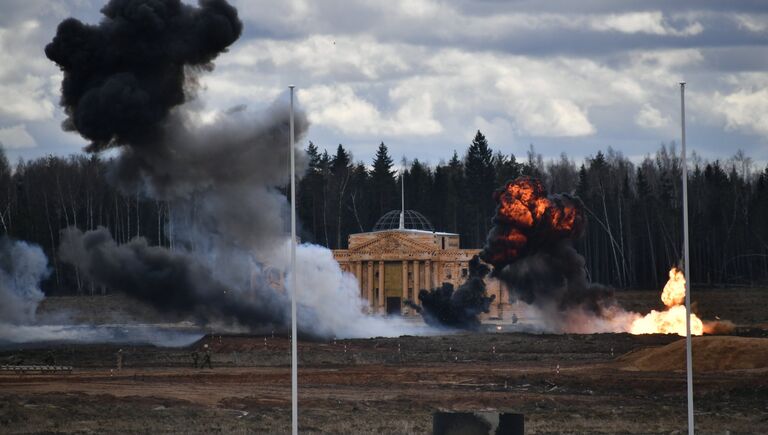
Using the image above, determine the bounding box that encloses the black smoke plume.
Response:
[407,256,495,329]
[45,0,242,151]
[47,0,419,340]
[480,177,614,314]
[58,227,306,333]
[45,0,333,337]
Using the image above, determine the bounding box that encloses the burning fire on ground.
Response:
[629,267,704,336]
[469,176,727,337]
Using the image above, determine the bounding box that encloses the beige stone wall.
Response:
[333,229,514,319]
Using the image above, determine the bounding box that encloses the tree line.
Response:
[1,131,767,295]
[296,131,768,289]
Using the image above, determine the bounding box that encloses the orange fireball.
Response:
[481,177,585,270]
[630,267,704,336]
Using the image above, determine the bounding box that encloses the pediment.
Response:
[350,232,436,254]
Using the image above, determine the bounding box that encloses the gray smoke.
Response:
[59,227,298,333]
[113,104,308,257]
[0,238,49,325]
[48,0,421,339]
[497,241,615,314]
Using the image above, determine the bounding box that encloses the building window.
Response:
[461,268,468,278]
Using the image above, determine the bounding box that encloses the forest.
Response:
[2,130,767,295]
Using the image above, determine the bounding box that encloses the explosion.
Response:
[480,177,613,319]
[478,177,721,336]
[42,0,418,340]
[629,267,704,336]
[481,177,584,271]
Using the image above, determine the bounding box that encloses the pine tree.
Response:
[298,142,323,243]
[330,145,352,248]
[370,142,397,223]
[464,131,496,247]
[348,162,370,233]
[404,159,433,220]
[493,151,522,186]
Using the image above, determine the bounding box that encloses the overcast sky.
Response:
[1,0,767,168]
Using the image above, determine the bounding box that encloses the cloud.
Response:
[219,35,412,81]
[733,14,768,33]
[210,29,706,142]
[714,85,768,137]
[3,0,768,165]
[636,104,670,129]
[299,84,442,136]
[590,12,703,36]
[512,98,595,137]
[0,124,37,149]
[0,21,57,122]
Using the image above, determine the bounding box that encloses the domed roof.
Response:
[373,210,434,232]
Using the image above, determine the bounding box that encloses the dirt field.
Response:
[1,289,767,434]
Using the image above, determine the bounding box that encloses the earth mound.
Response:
[619,336,768,372]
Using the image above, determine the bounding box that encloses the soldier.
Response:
[191,350,199,368]
[116,349,123,371]
[200,344,213,369]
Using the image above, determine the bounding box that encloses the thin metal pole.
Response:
[399,170,405,230]
[680,82,694,435]
[289,85,298,435]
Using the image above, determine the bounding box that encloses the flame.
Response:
[629,267,704,336]
[483,177,585,270]
[660,267,686,306]
[495,178,580,235]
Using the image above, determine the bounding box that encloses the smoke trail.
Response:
[480,177,617,324]
[0,238,49,325]
[47,0,424,339]
[407,256,495,330]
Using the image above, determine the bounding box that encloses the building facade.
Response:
[332,210,513,318]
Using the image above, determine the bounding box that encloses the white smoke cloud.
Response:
[0,238,49,325]
[285,243,435,338]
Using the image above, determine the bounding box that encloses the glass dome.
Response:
[372,210,434,232]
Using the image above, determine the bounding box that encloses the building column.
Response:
[378,261,385,312]
[367,261,374,310]
[412,260,420,294]
[356,261,363,298]
[424,260,431,290]
[402,260,408,303]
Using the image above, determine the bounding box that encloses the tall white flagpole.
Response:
[289,85,298,435]
[680,82,694,435]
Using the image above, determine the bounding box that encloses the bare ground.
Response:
[0,288,766,434]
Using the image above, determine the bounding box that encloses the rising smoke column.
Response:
[480,177,615,318]
[45,0,310,334]
[408,256,496,329]
[0,238,49,325]
[46,0,418,339]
